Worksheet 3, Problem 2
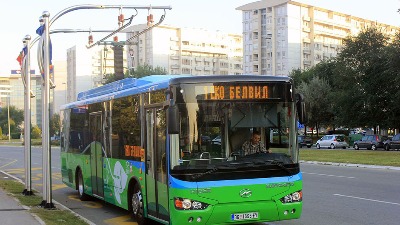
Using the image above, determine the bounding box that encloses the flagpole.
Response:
[22,35,33,196]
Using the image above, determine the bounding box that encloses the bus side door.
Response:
[145,107,169,222]
[89,112,104,198]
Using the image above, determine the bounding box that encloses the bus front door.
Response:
[145,107,169,222]
[89,112,104,198]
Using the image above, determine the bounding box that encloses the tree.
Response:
[385,31,400,131]
[0,106,24,135]
[335,27,393,132]
[292,27,399,132]
[103,64,167,84]
[50,113,60,137]
[297,77,333,136]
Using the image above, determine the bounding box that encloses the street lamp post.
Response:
[7,96,10,143]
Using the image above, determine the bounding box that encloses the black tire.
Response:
[131,184,147,225]
[330,143,335,149]
[371,144,377,151]
[385,144,390,151]
[354,144,359,150]
[316,143,320,149]
[77,170,89,201]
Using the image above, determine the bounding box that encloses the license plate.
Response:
[231,212,259,221]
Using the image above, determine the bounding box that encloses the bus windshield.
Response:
[170,82,299,181]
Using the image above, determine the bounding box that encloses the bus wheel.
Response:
[77,170,89,201]
[131,184,146,225]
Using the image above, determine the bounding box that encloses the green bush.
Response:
[11,133,20,139]
[31,126,42,139]
[51,140,60,146]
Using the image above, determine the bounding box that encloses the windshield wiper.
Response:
[266,160,292,174]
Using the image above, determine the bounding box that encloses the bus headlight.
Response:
[174,197,209,210]
[280,191,302,203]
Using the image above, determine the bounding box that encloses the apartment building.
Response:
[237,0,399,75]
[66,45,128,103]
[124,24,243,75]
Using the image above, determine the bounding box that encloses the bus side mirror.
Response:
[296,93,307,125]
[167,105,180,134]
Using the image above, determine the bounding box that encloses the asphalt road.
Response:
[1,146,400,225]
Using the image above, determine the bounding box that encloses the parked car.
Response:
[353,135,388,150]
[383,134,400,151]
[50,136,60,141]
[316,134,349,149]
[211,136,221,145]
[200,136,211,145]
[298,135,312,148]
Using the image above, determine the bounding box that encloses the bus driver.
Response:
[242,131,272,155]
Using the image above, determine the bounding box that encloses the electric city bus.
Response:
[60,74,306,225]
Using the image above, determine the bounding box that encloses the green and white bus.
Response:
[60,74,306,224]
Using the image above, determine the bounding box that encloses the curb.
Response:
[0,170,96,225]
[300,160,400,171]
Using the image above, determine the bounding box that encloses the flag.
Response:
[16,51,23,67]
[36,24,53,66]
[36,25,44,35]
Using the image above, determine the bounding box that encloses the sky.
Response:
[1,0,400,75]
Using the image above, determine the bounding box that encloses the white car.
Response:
[212,136,221,145]
[316,134,348,149]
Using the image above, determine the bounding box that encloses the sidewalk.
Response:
[0,173,42,225]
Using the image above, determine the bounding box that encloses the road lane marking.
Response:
[104,215,137,225]
[334,194,400,206]
[68,195,104,208]
[303,172,355,179]
[0,160,17,169]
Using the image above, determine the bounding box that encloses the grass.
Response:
[0,179,88,225]
[0,139,60,146]
[300,149,400,167]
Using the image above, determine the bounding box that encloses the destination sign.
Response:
[124,145,145,161]
[201,85,269,100]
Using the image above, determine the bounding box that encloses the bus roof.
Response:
[61,74,292,110]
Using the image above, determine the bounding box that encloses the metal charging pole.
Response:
[22,35,33,196]
[34,4,171,210]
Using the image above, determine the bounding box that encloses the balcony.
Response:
[170,36,179,41]
[170,45,179,51]
[303,60,311,65]
[171,64,180,69]
[303,49,311,54]
[303,16,311,22]
[302,27,311,33]
[303,38,311,43]
[170,55,180,60]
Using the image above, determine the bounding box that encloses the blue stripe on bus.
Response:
[169,173,302,189]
